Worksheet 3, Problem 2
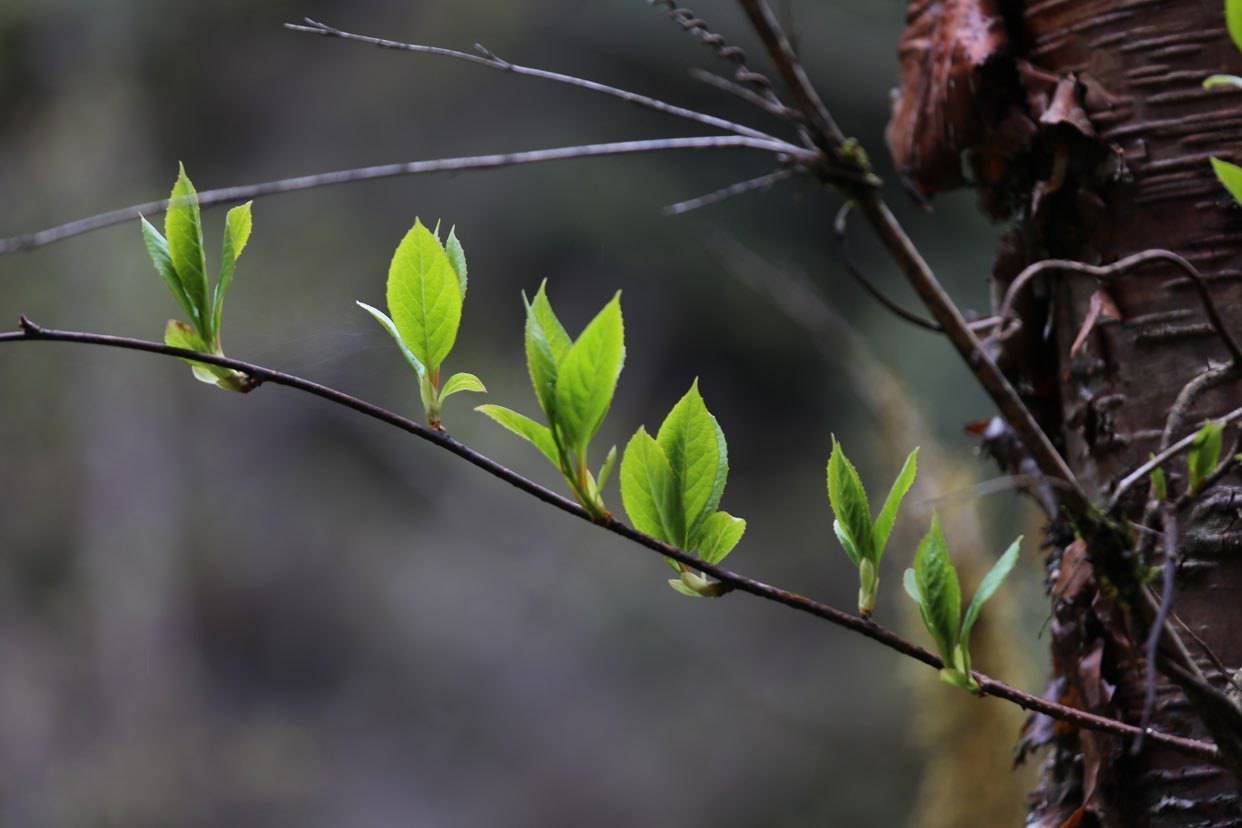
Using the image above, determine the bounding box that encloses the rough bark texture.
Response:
[891,1,1242,825]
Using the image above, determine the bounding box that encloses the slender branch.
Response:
[0,317,1217,762]
[690,68,803,122]
[994,250,1242,368]
[0,137,813,254]
[1110,405,1242,511]
[663,168,796,216]
[1135,507,1178,752]
[284,18,781,144]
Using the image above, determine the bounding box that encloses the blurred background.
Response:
[0,1,1046,825]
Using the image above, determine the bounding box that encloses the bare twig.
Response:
[833,204,998,336]
[0,137,812,254]
[690,68,803,122]
[1162,365,1236,452]
[663,168,796,216]
[0,317,1218,762]
[1135,507,1178,752]
[994,250,1242,368]
[284,18,781,144]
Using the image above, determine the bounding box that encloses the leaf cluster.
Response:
[358,219,484,427]
[619,381,745,597]
[141,164,253,391]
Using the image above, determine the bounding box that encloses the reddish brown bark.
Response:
[891,1,1242,825]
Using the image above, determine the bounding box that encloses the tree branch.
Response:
[662,168,795,216]
[1110,405,1242,512]
[0,316,1217,762]
[284,18,782,144]
[0,136,813,254]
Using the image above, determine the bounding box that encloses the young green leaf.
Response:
[1211,157,1242,206]
[552,293,624,455]
[387,219,463,372]
[833,520,863,567]
[446,226,468,296]
[656,380,727,546]
[211,201,253,342]
[958,537,1022,653]
[620,427,679,542]
[827,438,874,563]
[164,320,242,389]
[597,445,618,493]
[1188,420,1225,492]
[911,514,961,664]
[695,510,746,565]
[142,216,197,325]
[356,301,427,379]
[1229,0,1242,53]
[1205,74,1242,90]
[439,372,486,400]
[476,404,560,467]
[872,447,918,560]
[165,164,210,336]
[1151,461,1168,502]
[523,280,573,419]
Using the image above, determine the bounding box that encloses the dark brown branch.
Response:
[0,137,812,254]
[0,317,1217,762]
[284,18,780,144]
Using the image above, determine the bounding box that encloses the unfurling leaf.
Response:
[1211,157,1242,206]
[440,372,487,400]
[523,280,572,419]
[165,164,209,336]
[1188,420,1225,493]
[657,380,727,547]
[827,438,874,564]
[212,201,253,340]
[872,447,918,560]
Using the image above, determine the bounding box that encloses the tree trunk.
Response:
[890,1,1242,824]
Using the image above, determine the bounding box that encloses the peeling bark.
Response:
[891,1,1242,824]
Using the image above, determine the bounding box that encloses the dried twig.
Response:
[0,317,1219,762]
[663,168,796,216]
[284,18,780,144]
[0,137,812,254]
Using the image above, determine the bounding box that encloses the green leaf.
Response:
[1151,460,1168,502]
[523,280,573,420]
[903,568,921,605]
[446,226,468,296]
[1205,74,1242,90]
[912,514,961,663]
[620,427,678,542]
[656,381,728,546]
[356,301,426,379]
[552,293,624,455]
[1188,420,1225,492]
[164,319,237,388]
[439,372,487,400]
[1229,0,1242,53]
[141,217,197,326]
[597,444,618,493]
[211,201,253,343]
[476,404,560,467]
[387,218,463,372]
[872,447,918,561]
[1211,157,1242,206]
[165,164,209,335]
[668,578,702,598]
[959,536,1022,652]
[694,511,745,565]
[833,520,863,567]
[827,438,874,564]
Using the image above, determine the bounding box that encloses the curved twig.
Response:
[1110,405,1242,512]
[0,136,813,254]
[0,317,1218,762]
[285,18,780,144]
[994,250,1242,368]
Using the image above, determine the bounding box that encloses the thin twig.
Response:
[285,18,781,144]
[0,317,1218,762]
[834,204,997,336]
[994,250,1242,368]
[690,68,803,122]
[663,168,796,216]
[1110,406,1242,511]
[0,137,812,254]
[648,2,784,106]
[1135,507,1178,753]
